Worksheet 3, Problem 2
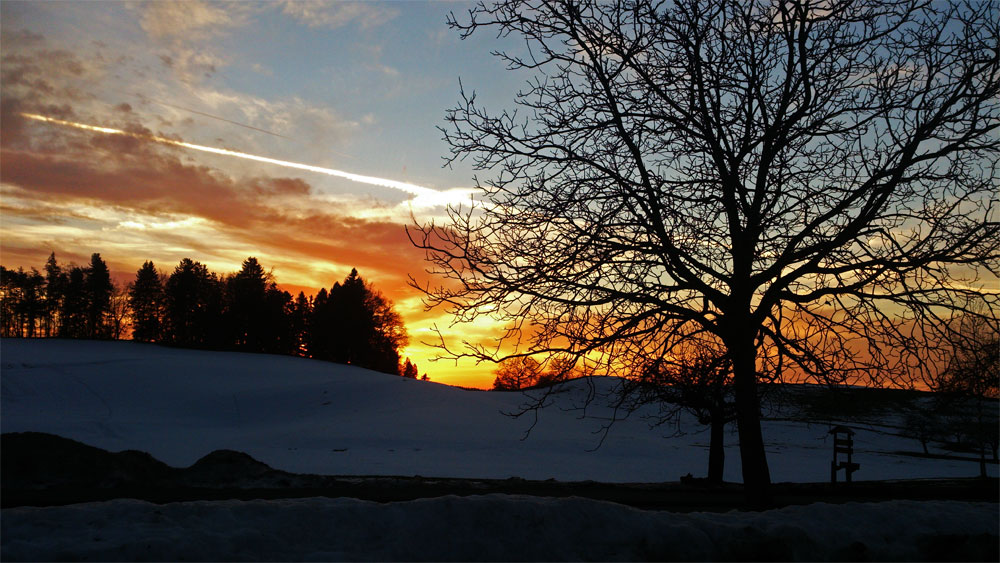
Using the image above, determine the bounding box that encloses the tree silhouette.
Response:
[632,340,735,484]
[933,305,1000,477]
[59,266,88,339]
[43,253,67,337]
[402,358,419,379]
[290,291,312,356]
[108,282,131,340]
[492,357,545,391]
[309,269,408,375]
[1,254,413,377]
[129,261,164,343]
[309,287,333,360]
[0,267,15,336]
[84,253,113,339]
[163,258,223,348]
[412,0,999,503]
[329,269,372,366]
[0,266,45,337]
[224,257,270,352]
[261,286,296,355]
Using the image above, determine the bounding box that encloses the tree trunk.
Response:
[977,399,987,478]
[731,339,772,507]
[707,408,725,484]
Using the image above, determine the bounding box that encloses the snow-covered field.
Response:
[1,339,992,483]
[2,339,997,561]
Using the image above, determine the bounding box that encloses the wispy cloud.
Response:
[280,1,398,29]
[140,1,249,40]
[139,1,259,83]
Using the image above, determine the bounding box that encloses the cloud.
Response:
[138,1,259,83]
[367,62,400,77]
[281,1,398,29]
[0,118,432,288]
[156,47,227,82]
[186,89,361,154]
[0,28,44,50]
[1,36,105,112]
[140,1,246,40]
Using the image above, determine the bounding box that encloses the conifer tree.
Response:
[43,253,67,337]
[308,287,333,360]
[402,358,418,379]
[261,286,295,355]
[130,261,164,342]
[164,258,223,348]
[308,269,407,375]
[85,253,113,339]
[225,257,269,351]
[60,266,88,339]
[290,291,311,355]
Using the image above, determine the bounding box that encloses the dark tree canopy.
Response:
[2,254,419,379]
[130,261,164,343]
[633,338,736,483]
[43,252,66,337]
[60,266,89,339]
[225,257,272,352]
[933,306,1000,477]
[0,266,45,338]
[164,258,224,348]
[402,358,419,379]
[84,253,113,339]
[412,0,999,502]
[492,357,545,390]
[309,268,408,375]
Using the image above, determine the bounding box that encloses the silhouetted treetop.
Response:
[130,261,164,343]
[309,268,408,376]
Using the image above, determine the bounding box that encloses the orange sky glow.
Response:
[1,112,501,387]
[0,1,544,388]
[4,2,993,391]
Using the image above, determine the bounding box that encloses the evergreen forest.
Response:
[0,253,418,378]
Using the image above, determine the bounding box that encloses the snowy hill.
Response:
[1,338,992,483]
[2,339,998,561]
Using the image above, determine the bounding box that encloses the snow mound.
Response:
[2,495,996,561]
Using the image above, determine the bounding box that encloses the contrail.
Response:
[21,112,474,205]
[138,96,291,140]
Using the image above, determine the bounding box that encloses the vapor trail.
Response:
[20,112,472,205]
[139,96,291,139]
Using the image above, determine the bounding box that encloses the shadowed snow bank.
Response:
[3,495,997,561]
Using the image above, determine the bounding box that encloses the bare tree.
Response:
[934,304,1000,477]
[631,338,735,483]
[108,281,132,341]
[411,0,999,503]
[492,356,546,390]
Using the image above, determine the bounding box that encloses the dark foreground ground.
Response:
[3,432,997,512]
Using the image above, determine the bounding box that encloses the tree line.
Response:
[0,253,424,378]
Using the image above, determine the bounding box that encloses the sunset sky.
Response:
[0,1,527,388]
